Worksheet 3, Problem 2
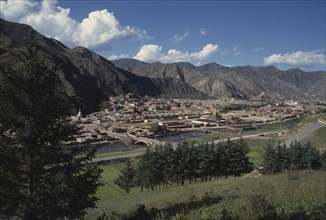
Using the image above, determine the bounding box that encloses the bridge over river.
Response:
[94,131,278,163]
[107,132,176,146]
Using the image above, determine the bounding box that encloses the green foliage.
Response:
[133,140,253,190]
[89,168,326,219]
[98,194,223,220]
[114,160,135,194]
[150,124,167,135]
[309,201,326,220]
[302,127,326,150]
[240,193,278,220]
[263,141,323,174]
[219,103,254,113]
[222,138,253,177]
[100,101,112,110]
[164,104,171,110]
[0,43,102,219]
[134,147,161,190]
[321,150,326,171]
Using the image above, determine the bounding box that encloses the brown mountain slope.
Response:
[0,19,206,113]
[113,59,326,101]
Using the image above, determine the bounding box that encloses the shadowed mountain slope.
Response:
[0,19,206,113]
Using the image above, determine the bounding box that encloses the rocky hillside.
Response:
[1,18,324,114]
[0,19,206,113]
[113,59,326,101]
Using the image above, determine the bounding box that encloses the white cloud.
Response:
[173,31,190,43]
[0,0,147,51]
[75,9,147,50]
[191,44,219,60]
[199,28,207,36]
[264,51,326,68]
[133,44,163,63]
[133,43,219,63]
[107,54,129,60]
[161,49,192,63]
[220,45,241,56]
[0,0,38,21]
[254,47,264,52]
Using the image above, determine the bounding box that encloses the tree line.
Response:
[115,139,253,193]
[263,141,326,174]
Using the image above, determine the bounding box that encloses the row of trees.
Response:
[115,139,253,193]
[263,141,326,173]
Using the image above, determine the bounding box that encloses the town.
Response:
[65,93,317,146]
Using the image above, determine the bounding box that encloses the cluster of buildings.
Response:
[65,93,306,145]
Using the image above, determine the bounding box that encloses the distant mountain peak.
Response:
[113,58,326,101]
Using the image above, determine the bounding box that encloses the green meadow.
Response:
[87,166,326,219]
[302,127,326,151]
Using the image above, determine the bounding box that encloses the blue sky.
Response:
[1,0,325,71]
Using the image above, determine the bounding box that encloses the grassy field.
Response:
[95,162,126,199]
[174,170,326,220]
[95,147,147,158]
[245,138,270,167]
[302,127,326,151]
[85,112,326,219]
[86,168,326,219]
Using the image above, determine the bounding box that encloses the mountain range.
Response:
[113,59,326,101]
[0,18,206,113]
[0,18,325,113]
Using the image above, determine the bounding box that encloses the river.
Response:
[156,131,205,142]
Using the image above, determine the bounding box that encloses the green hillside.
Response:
[86,164,326,219]
[303,127,326,150]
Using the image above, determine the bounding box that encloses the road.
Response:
[284,120,326,146]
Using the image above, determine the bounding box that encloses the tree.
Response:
[114,160,135,194]
[0,43,102,219]
[321,150,326,170]
[134,147,157,190]
[223,138,253,177]
[150,124,167,135]
[262,141,277,174]
[289,141,322,170]
[100,101,112,110]
[235,138,253,175]
[263,141,291,173]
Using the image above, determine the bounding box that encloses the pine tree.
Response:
[237,138,253,174]
[114,160,135,194]
[223,139,235,177]
[289,141,307,169]
[0,43,102,219]
[160,143,175,187]
[303,142,322,170]
[211,142,223,178]
[197,142,214,181]
[135,147,156,190]
[262,141,277,174]
[225,139,253,177]
[321,150,326,171]
[275,142,290,172]
[290,141,323,170]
